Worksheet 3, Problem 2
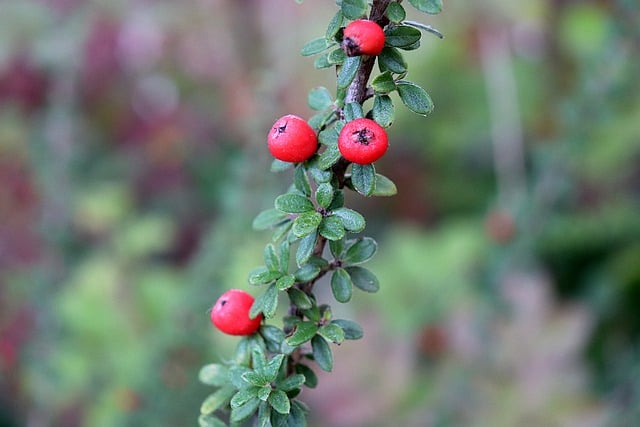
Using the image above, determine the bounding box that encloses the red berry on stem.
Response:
[338,118,389,165]
[342,19,385,57]
[210,289,262,336]
[267,114,318,162]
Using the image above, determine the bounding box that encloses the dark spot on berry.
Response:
[275,121,288,135]
[219,299,227,306]
[342,37,362,57]
[353,128,372,145]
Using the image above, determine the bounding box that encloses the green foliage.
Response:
[198,1,443,424]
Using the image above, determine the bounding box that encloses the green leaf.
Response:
[328,190,344,210]
[289,401,310,426]
[372,173,397,196]
[378,47,407,74]
[330,268,353,303]
[260,325,286,349]
[200,386,236,415]
[272,221,293,243]
[337,56,361,89]
[264,244,280,272]
[307,164,333,184]
[311,335,333,372]
[384,25,422,48]
[408,0,443,14]
[242,372,268,388]
[292,211,322,238]
[277,374,306,392]
[229,365,251,388]
[331,208,365,232]
[248,267,282,286]
[276,274,295,291]
[253,209,289,230]
[275,194,314,214]
[278,240,290,273]
[341,0,367,19]
[351,163,376,196]
[198,414,227,427]
[300,303,320,323]
[372,95,395,128]
[318,144,342,170]
[315,183,334,209]
[371,71,396,94]
[271,159,293,172]
[314,53,332,69]
[386,2,406,22]
[264,354,285,381]
[319,216,346,241]
[396,80,434,115]
[293,263,321,282]
[295,364,318,388]
[343,102,364,122]
[251,284,279,319]
[258,385,272,402]
[308,112,326,132]
[318,126,339,145]
[232,387,261,409]
[332,319,364,340]
[296,230,317,266]
[258,401,271,427]
[286,321,319,347]
[328,47,347,65]
[199,364,229,387]
[326,10,345,39]
[343,237,377,264]
[308,87,333,111]
[288,287,313,310]
[231,396,261,423]
[404,20,444,39]
[318,323,345,344]
[268,390,291,415]
[345,266,380,292]
[300,37,333,56]
[329,238,345,258]
[294,166,311,196]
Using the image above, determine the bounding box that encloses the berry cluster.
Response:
[200,1,442,426]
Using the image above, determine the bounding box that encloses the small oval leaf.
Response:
[396,80,434,116]
[311,335,333,372]
[275,194,314,214]
[343,237,377,264]
[286,321,319,347]
[351,163,376,196]
[331,208,365,232]
[292,211,322,238]
[301,37,333,56]
[330,268,353,303]
[253,209,289,230]
[345,266,380,292]
[308,87,333,111]
[337,56,361,89]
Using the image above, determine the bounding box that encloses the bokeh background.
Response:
[1,0,639,426]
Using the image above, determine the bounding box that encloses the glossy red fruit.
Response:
[210,289,262,336]
[267,114,318,162]
[338,118,389,165]
[342,19,385,56]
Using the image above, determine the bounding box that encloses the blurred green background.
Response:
[1,0,639,426]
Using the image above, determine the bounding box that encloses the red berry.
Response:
[342,20,385,56]
[267,114,318,162]
[338,118,388,165]
[210,289,262,336]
